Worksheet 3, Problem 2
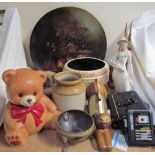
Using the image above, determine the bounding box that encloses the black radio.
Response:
[126,110,155,146]
[107,91,149,122]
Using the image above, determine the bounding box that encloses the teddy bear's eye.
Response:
[33,92,37,96]
[18,93,23,97]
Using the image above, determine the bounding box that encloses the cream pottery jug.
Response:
[52,71,86,112]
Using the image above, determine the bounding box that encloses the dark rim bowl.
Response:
[56,110,94,134]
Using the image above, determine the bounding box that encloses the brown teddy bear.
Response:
[2,68,60,146]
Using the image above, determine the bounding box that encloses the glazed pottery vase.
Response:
[52,71,86,112]
[63,57,109,87]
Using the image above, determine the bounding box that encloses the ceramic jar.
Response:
[52,71,86,112]
[63,57,109,87]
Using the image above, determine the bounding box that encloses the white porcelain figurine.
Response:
[109,37,133,92]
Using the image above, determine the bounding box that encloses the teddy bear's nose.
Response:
[27,98,32,103]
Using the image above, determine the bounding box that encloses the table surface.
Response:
[0,127,155,152]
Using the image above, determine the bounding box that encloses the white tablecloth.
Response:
[0,8,27,126]
[131,10,155,124]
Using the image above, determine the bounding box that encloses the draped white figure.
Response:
[108,37,133,93]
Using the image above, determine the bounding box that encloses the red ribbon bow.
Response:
[10,103,44,127]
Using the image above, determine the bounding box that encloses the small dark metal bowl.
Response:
[56,110,95,143]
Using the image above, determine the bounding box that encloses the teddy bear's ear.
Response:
[37,71,47,83]
[2,69,16,84]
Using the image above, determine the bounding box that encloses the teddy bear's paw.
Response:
[6,133,23,146]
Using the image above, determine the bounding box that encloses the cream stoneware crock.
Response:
[52,71,86,112]
[63,57,109,87]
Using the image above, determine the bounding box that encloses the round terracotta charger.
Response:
[30,7,107,72]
